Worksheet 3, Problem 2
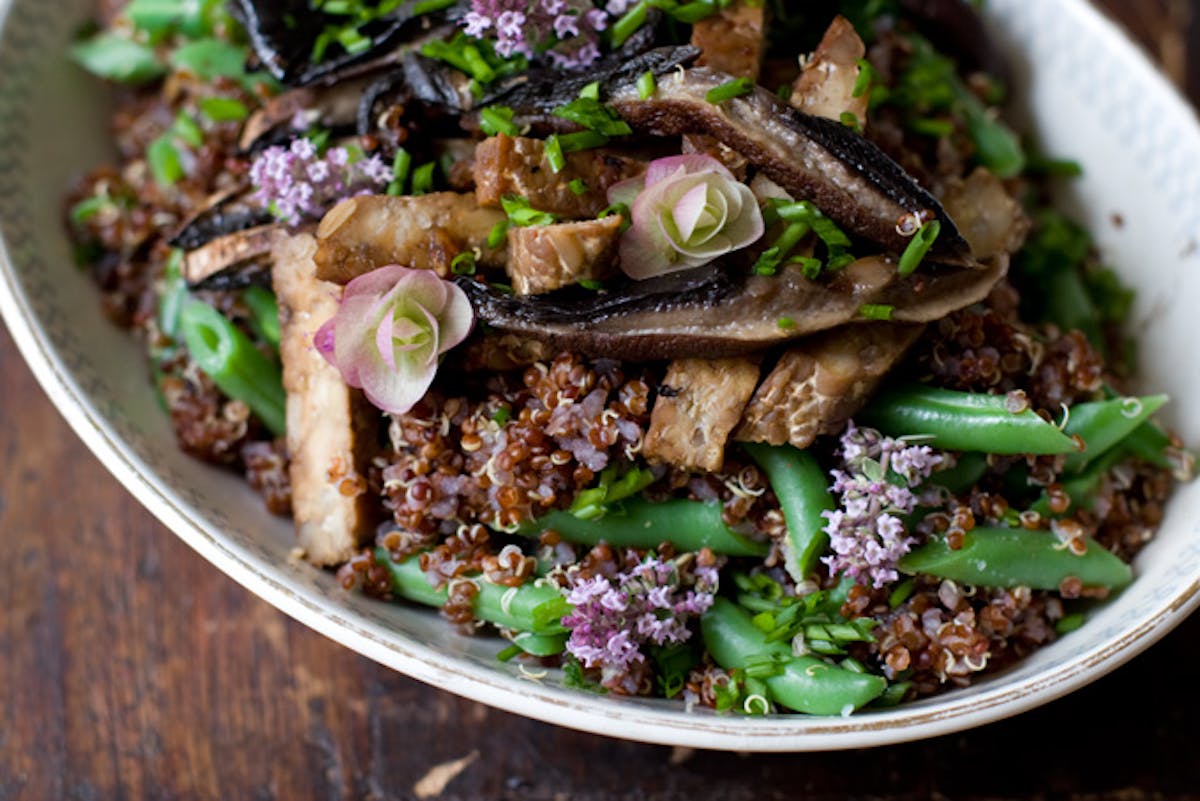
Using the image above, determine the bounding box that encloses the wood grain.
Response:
[1,2,1196,799]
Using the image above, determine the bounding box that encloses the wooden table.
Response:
[3,3,1198,799]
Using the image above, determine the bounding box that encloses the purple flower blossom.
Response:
[461,0,611,70]
[561,557,716,677]
[821,422,945,589]
[248,139,390,225]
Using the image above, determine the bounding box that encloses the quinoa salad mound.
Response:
[65,0,1193,714]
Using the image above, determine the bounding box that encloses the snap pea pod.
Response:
[179,299,287,436]
[523,499,769,557]
[742,443,834,582]
[861,385,1078,455]
[702,598,887,715]
[1062,394,1167,473]
[374,548,571,636]
[898,527,1131,591]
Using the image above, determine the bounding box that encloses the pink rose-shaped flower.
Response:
[316,266,474,414]
[607,154,765,280]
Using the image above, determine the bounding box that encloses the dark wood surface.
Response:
[3,3,1198,799]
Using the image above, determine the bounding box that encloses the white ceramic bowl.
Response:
[3,0,1200,751]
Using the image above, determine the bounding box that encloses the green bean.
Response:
[179,300,286,436]
[926,451,988,495]
[861,385,1078,455]
[1061,394,1167,473]
[523,498,769,557]
[702,598,887,715]
[742,443,833,581]
[1030,446,1129,518]
[898,527,1132,591]
[1125,421,1174,470]
[375,548,571,635]
[241,285,280,350]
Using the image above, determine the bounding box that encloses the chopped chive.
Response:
[495,643,523,662]
[421,36,496,84]
[851,58,876,99]
[491,405,511,425]
[611,0,649,47]
[459,43,496,84]
[907,116,956,138]
[172,112,204,148]
[673,0,721,23]
[598,202,631,231]
[69,195,110,226]
[544,134,566,173]
[147,134,184,186]
[479,105,520,136]
[450,251,477,276]
[1055,612,1085,635]
[568,178,588,195]
[387,147,412,196]
[410,161,436,195]
[169,38,248,82]
[776,317,796,329]
[70,32,165,85]
[792,256,823,279]
[558,131,610,152]
[826,252,855,271]
[336,26,371,54]
[897,219,941,277]
[840,110,862,133]
[501,195,557,226]
[753,247,781,276]
[858,303,894,321]
[198,96,248,122]
[637,70,656,100]
[578,278,605,290]
[887,578,915,608]
[487,220,510,248]
[553,97,631,137]
[705,77,755,104]
[412,0,456,13]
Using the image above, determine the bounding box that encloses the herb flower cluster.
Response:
[821,423,944,589]
[248,138,390,225]
[462,0,609,69]
[562,557,717,679]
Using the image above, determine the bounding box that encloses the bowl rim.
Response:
[3,0,1200,751]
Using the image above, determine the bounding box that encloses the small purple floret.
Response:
[821,422,944,589]
[248,139,390,225]
[561,557,717,676]
[462,0,612,70]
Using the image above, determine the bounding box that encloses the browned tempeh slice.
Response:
[644,357,760,472]
[272,233,382,565]
[473,134,645,218]
[313,193,506,284]
[736,323,924,449]
[691,0,767,81]
[790,15,869,127]
[507,215,623,295]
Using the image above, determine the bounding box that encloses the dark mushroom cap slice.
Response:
[457,255,1006,362]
